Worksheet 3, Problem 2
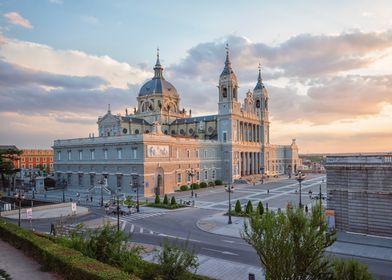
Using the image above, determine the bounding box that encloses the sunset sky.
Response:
[0,0,391,153]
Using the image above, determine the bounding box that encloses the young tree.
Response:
[155,194,161,204]
[256,201,264,216]
[245,200,253,214]
[171,196,177,205]
[235,200,242,213]
[242,202,336,280]
[163,194,169,205]
[0,147,22,191]
[332,258,374,280]
[157,239,199,280]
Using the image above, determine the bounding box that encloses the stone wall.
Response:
[326,155,392,237]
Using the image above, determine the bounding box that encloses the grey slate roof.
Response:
[121,116,151,125]
[171,115,217,125]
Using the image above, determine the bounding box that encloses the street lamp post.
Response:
[99,178,105,207]
[187,168,195,197]
[116,187,120,232]
[295,171,306,208]
[15,187,25,227]
[228,184,232,224]
[131,174,140,213]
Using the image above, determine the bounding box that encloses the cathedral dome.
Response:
[139,79,178,97]
[138,50,179,97]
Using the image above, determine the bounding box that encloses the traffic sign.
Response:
[26,208,33,219]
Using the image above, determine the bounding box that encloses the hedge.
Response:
[145,202,186,209]
[0,220,138,280]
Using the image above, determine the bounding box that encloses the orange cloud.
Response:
[4,12,33,29]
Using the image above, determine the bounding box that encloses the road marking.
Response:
[222,240,235,244]
[130,224,134,233]
[140,227,143,234]
[121,221,126,231]
[158,233,201,243]
[202,247,238,256]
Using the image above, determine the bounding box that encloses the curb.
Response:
[195,212,243,239]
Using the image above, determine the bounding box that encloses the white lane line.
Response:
[130,224,134,233]
[222,240,235,244]
[140,227,144,234]
[202,248,239,256]
[121,221,127,231]
[158,233,201,243]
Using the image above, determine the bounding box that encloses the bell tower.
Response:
[218,44,240,115]
[254,64,270,145]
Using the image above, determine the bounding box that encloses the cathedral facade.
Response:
[53,49,299,196]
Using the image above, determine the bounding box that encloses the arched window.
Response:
[222,87,227,98]
[233,87,237,99]
[145,130,149,134]
[180,129,185,135]
[256,99,260,108]
[134,129,139,134]
[171,130,176,135]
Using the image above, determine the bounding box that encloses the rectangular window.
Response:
[196,150,199,158]
[67,173,71,185]
[187,150,190,158]
[43,163,47,168]
[177,173,182,184]
[187,173,191,182]
[196,171,200,181]
[78,173,83,186]
[104,149,108,160]
[223,132,227,142]
[212,170,216,179]
[57,152,61,161]
[21,164,25,168]
[90,174,95,186]
[36,157,40,161]
[21,158,25,162]
[117,175,122,189]
[79,150,83,160]
[68,151,71,160]
[91,150,95,160]
[204,170,208,180]
[29,164,33,169]
[204,150,207,158]
[132,148,137,159]
[50,163,53,168]
[29,157,32,162]
[117,149,122,159]
[176,149,179,159]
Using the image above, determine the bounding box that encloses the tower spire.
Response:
[107,103,111,113]
[254,62,264,91]
[153,48,164,79]
[220,43,234,77]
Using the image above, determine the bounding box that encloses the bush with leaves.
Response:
[180,185,188,191]
[155,194,161,204]
[257,201,264,216]
[199,182,207,188]
[208,181,215,187]
[235,200,242,213]
[242,202,336,280]
[332,258,374,280]
[191,183,200,190]
[214,179,223,186]
[163,194,169,205]
[171,196,177,205]
[245,200,253,214]
[156,239,199,280]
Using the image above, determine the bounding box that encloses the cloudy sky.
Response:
[0,0,392,153]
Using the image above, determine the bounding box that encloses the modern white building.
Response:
[53,49,300,197]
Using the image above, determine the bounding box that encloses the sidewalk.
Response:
[0,240,60,280]
[197,213,392,262]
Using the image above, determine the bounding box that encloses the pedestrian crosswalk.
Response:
[113,211,168,222]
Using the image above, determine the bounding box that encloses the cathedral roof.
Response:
[220,45,237,78]
[138,50,179,98]
[171,115,217,125]
[254,64,265,91]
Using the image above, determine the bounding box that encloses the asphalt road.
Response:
[4,176,392,279]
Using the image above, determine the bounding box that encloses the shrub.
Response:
[214,179,223,186]
[171,196,177,205]
[257,201,264,216]
[155,194,161,204]
[332,258,374,280]
[235,200,242,213]
[163,195,169,205]
[208,181,215,187]
[156,239,199,280]
[245,200,253,214]
[191,183,200,190]
[0,220,135,280]
[199,182,207,188]
[146,203,185,210]
[180,185,188,191]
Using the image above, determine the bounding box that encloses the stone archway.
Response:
[155,167,164,195]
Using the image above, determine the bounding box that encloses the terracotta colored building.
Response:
[13,149,54,173]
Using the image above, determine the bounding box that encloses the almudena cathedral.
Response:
[53,49,300,197]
